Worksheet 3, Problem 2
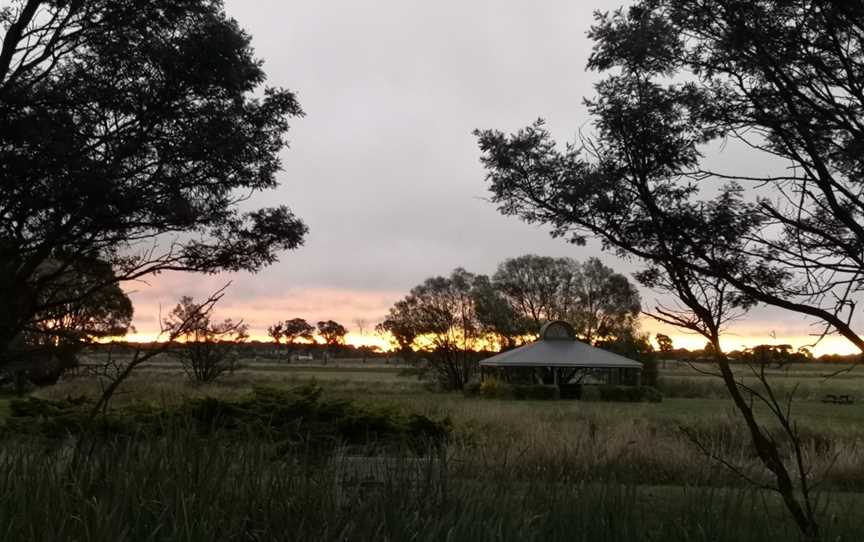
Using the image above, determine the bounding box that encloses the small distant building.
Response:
[480,321,643,394]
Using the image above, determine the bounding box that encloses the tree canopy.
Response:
[164,295,248,382]
[380,257,642,389]
[475,1,864,536]
[316,320,348,347]
[475,0,864,354]
[491,255,641,343]
[0,0,307,356]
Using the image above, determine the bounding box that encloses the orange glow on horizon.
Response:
[109,327,861,357]
[113,331,393,352]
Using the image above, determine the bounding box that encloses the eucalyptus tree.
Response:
[492,255,641,343]
[474,1,864,537]
[381,268,486,390]
[0,0,307,359]
[164,296,248,383]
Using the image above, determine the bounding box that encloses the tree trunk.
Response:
[711,339,820,540]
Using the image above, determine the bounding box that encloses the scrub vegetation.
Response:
[0,358,858,541]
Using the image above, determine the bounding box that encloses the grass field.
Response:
[4,356,864,540]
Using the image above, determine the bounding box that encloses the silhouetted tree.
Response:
[382,269,485,390]
[284,318,315,345]
[474,2,858,536]
[9,258,133,386]
[316,320,346,346]
[742,344,812,369]
[267,322,285,353]
[0,1,307,361]
[492,255,640,343]
[377,303,420,362]
[471,275,528,350]
[164,296,248,382]
[655,334,673,354]
[492,255,574,331]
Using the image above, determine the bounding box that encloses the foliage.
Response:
[5,385,451,452]
[473,1,864,536]
[284,318,316,344]
[655,334,673,353]
[381,269,485,390]
[471,275,527,350]
[268,318,315,357]
[24,258,134,347]
[492,255,641,343]
[479,376,512,399]
[164,296,249,382]
[317,320,348,346]
[267,322,284,348]
[740,345,813,369]
[0,0,307,359]
[2,258,134,386]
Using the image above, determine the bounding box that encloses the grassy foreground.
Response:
[1,433,862,542]
[2,359,863,540]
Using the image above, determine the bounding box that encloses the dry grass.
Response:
[28,359,864,491]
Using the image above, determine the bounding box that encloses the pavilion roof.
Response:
[480,321,643,370]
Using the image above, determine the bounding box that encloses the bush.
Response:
[581,385,663,403]
[479,377,512,399]
[4,385,452,451]
[511,384,560,400]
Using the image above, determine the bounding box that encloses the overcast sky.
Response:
[126,0,858,355]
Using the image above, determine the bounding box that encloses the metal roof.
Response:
[480,321,643,370]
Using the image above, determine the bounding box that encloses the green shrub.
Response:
[479,377,512,399]
[511,384,559,400]
[3,385,452,451]
[581,385,663,403]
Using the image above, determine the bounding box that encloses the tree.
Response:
[266,322,285,353]
[492,255,575,331]
[492,255,641,343]
[655,333,673,354]
[570,258,641,344]
[0,1,307,360]
[164,296,248,382]
[471,274,528,350]
[89,286,229,417]
[381,269,485,390]
[741,344,811,369]
[8,258,134,386]
[317,320,347,347]
[377,301,420,362]
[284,318,315,345]
[474,2,860,536]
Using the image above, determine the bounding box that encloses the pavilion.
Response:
[479,321,643,395]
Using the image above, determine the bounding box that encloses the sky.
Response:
[123,0,860,356]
